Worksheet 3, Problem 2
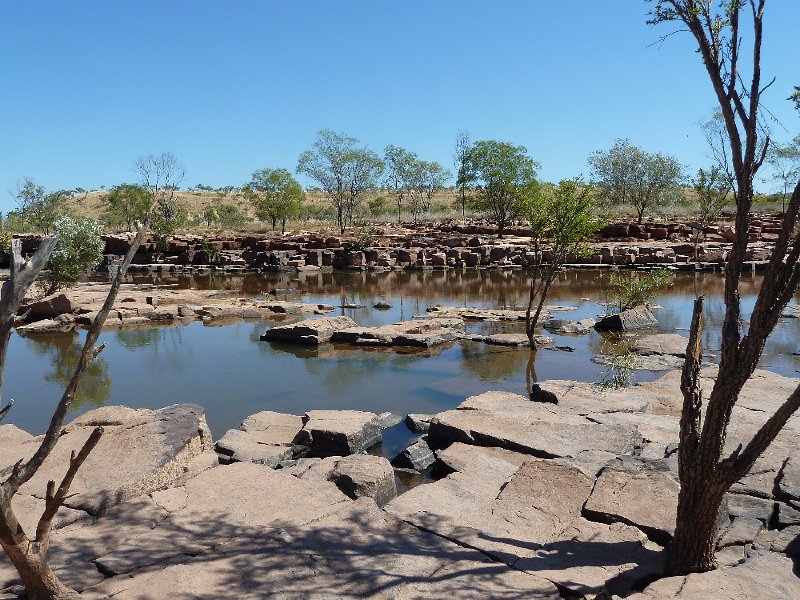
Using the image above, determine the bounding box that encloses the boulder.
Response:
[293,410,382,457]
[405,413,433,433]
[392,439,435,472]
[16,404,213,515]
[262,316,357,345]
[215,411,304,467]
[543,318,596,334]
[330,317,464,348]
[376,412,403,429]
[20,293,75,322]
[594,306,659,332]
[331,455,397,507]
[374,301,392,310]
[629,333,688,357]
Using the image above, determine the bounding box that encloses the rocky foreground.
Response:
[0,367,799,599]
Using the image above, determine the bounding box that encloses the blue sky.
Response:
[1,0,798,212]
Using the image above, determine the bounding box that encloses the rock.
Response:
[778,455,800,501]
[20,293,74,322]
[405,413,433,433]
[781,305,800,318]
[392,439,435,472]
[483,333,533,346]
[726,493,775,523]
[718,516,763,548]
[753,525,800,557]
[373,301,392,310]
[594,306,659,332]
[543,318,596,334]
[428,391,642,459]
[776,501,800,527]
[330,317,464,348]
[627,551,800,599]
[262,315,357,345]
[215,410,304,467]
[376,412,403,429]
[584,457,680,544]
[18,404,212,516]
[629,333,688,358]
[331,455,397,507]
[293,410,382,457]
[387,448,664,597]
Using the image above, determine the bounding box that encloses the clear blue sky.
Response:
[1,0,798,212]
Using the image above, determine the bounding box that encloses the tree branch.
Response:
[34,427,103,556]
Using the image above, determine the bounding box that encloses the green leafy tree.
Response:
[649,0,800,575]
[453,130,472,217]
[38,216,104,296]
[606,268,672,313]
[13,178,70,234]
[215,204,249,229]
[408,159,451,223]
[297,130,383,233]
[462,140,539,237]
[766,135,800,212]
[383,145,417,223]
[367,196,389,218]
[101,184,151,230]
[244,168,305,234]
[589,139,684,223]
[202,206,217,227]
[691,166,731,257]
[521,179,600,343]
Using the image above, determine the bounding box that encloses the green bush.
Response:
[39,216,104,296]
[606,268,671,313]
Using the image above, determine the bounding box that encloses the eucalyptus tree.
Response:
[383,145,416,223]
[589,139,684,223]
[12,179,70,234]
[101,183,151,230]
[690,166,731,258]
[243,168,305,233]
[297,130,383,233]
[408,159,451,223]
[453,130,472,217]
[767,136,800,212]
[649,0,800,575]
[462,140,539,237]
[135,152,185,253]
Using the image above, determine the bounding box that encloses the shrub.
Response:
[39,216,104,296]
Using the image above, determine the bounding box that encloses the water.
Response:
[4,270,799,451]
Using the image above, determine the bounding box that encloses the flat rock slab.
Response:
[299,455,397,507]
[15,404,212,516]
[428,391,642,458]
[392,438,435,472]
[594,306,659,331]
[84,498,561,600]
[258,301,334,315]
[293,409,382,457]
[215,410,304,466]
[627,551,800,599]
[331,317,464,348]
[630,333,688,357]
[584,457,680,544]
[544,318,596,334]
[387,445,664,597]
[262,315,357,345]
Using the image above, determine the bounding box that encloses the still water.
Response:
[5,269,799,456]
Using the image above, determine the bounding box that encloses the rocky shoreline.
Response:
[0,366,798,598]
[3,214,787,275]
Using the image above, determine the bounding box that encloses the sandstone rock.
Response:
[543,318,596,334]
[259,301,335,315]
[16,404,212,516]
[584,457,680,544]
[331,455,397,507]
[753,525,800,557]
[718,516,763,548]
[428,391,641,458]
[331,317,464,348]
[215,410,304,467]
[404,413,433,433]
[392,438,435,472]
[293,410,382,457]
[594,306,659,332]
[20,292,75,322]
[629,333,688,356]
[627,551,800,599]
[374,301,392,309]
[726,493,775,523]
[376,412,403,429]
[262,315,357,345]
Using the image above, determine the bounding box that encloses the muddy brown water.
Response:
[5,269,799,462]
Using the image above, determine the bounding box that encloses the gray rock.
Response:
[776,501,800,527]
[718,516,763,548]
[20,292,75,322]
[373,301,392,309]
[262,316,357,345]
[778,455,800,501]
[215,410,304,467]
[392,439,435,472]
[376,412,403,429]
[594,306,659,331]
[427,391,642,459]
[293,410,382,457]
[543,318,596,334]
[629,333,688,357]
[331,317,464,348]
[753,526,800,557]
[726,493,775,523]
[331,455,397,507]
[405,413,433,433]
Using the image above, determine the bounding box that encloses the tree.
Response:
[690,166,731,258]
[38,216,105,297]
[135,153,185,255]
[589,139,684,223]
[649,0,800,575]
[766,136,800,212]
[244,168,305,233]
[202,205,217,227]
[0,194,158,598]
[101,183,151,230]
[383,145,416,223]
[453,130,471,217]
[297,130,383,233]
[13,179,70,234]
[408,160,451,223]
[215,204,249,229]
[462,140,539,237]
[521,179,600,344]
